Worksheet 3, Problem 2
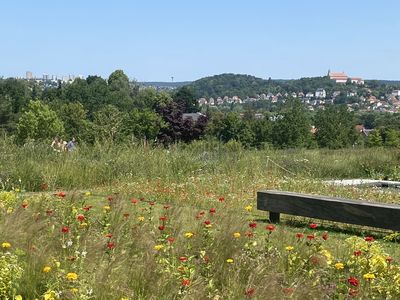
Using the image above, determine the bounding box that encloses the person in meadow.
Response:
[51,137,62,152]
[66,137,76,152]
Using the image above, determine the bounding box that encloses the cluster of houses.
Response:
[198,71,400,113]
[198,89,400,113]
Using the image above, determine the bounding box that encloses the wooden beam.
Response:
[257,190,400,231]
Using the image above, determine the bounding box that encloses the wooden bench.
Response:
[257,190,400,231]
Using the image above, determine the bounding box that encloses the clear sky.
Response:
[1,0,399,81]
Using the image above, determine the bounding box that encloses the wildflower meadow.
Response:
[1,141,400,299]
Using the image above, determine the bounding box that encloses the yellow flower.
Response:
[71,207,78,214]
[43,266,52,273]
[320,249,333,265]
[335,262,345,270]
[15,296,22,300]
[2,242,11,249]
[184,232,194,238]
[84,191,91,196]
[154,244,164,251]
[233,232,241,238]
[363,273,375,280]
[226,258,234,263]
[70,288,78,293]
[285,246,294,251]
[103,205,111,212]
[245,205,253,212]
[138,216,145,222]
[44,290,57,300]
[15,188,20,192]
[79,222,88,228]
[6,207,13,214]
[66,272,78,281]
[55,261,61,268]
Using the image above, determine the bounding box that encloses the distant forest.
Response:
[1,70,400,150]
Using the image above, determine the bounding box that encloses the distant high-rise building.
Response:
[26,71,33,79]
[43,73,49,81]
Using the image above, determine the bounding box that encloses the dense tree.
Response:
[57,102,90,140]
[314,105,356,149]
[366,129,383,147]
[92,105,126,143]
[271,99,311,148]
[124,109,166,142]
[174,86,198,113]
[16,100,64,143]
[107,70,133,110]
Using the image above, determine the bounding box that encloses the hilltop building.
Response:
[328,71,364,85]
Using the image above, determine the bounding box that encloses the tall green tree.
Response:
[271,99,311,148]
[16,100,64,143]
[314,105,356,149]
[124,109,166,141]
[174,86,198,113]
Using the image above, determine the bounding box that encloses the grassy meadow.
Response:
[1,139,400,299]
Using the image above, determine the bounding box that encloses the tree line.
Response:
[1,70,400,149]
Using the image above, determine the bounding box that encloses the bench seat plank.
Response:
[257,190,400,231]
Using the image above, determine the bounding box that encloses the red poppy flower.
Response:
[209,208,216,214]
[107,195,113,202]
[123,213,130,218]
[107,242,116,249]
[105,233,113,238]
[386,256,393,263]
[282,288,294,295]
[364,236,374,242]
[296,233,304,239]
[245,288,255,297]
[266,224,275,231]
[204,220,211,226]
[130,198,138,204]
[159,216,168,221]
[76,214,85,222]
[354,250,362,256]
[149,201,155,206]
[179,256,188,262]
[347,277,359,287]
[249,222,257,228]
[309,223,318,229]
[61,226,70,233]
[167,237,175,243]
[218,196,224,202]
[21,203,28,209]
[158,225,165,231]
[322,232,329,240]
[307,234,315,240]
[83,205,92,211]
[56,191,66,198]
[163,205,170,209]
[181,279,190,286]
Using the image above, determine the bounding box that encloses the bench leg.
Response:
[269,212,280,223]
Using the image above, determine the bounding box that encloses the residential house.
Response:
[315,88,326,99]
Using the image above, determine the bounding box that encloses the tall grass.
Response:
[1,138,400,192]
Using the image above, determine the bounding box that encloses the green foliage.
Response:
[314,105,356,149]
[92,105,126,143]
[174,86,198,113]
[124,108,166,141]
[367,130,383,147]
[57,102,90,139]
[16,100,64,143]
[272,99,311,148]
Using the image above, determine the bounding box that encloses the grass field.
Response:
[1,140,400,299]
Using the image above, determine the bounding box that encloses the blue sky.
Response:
[1,0,399,81]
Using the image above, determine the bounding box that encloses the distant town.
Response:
[196,71,400,113]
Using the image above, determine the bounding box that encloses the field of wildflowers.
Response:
[1,141,400,299]
[1,188,400,299]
